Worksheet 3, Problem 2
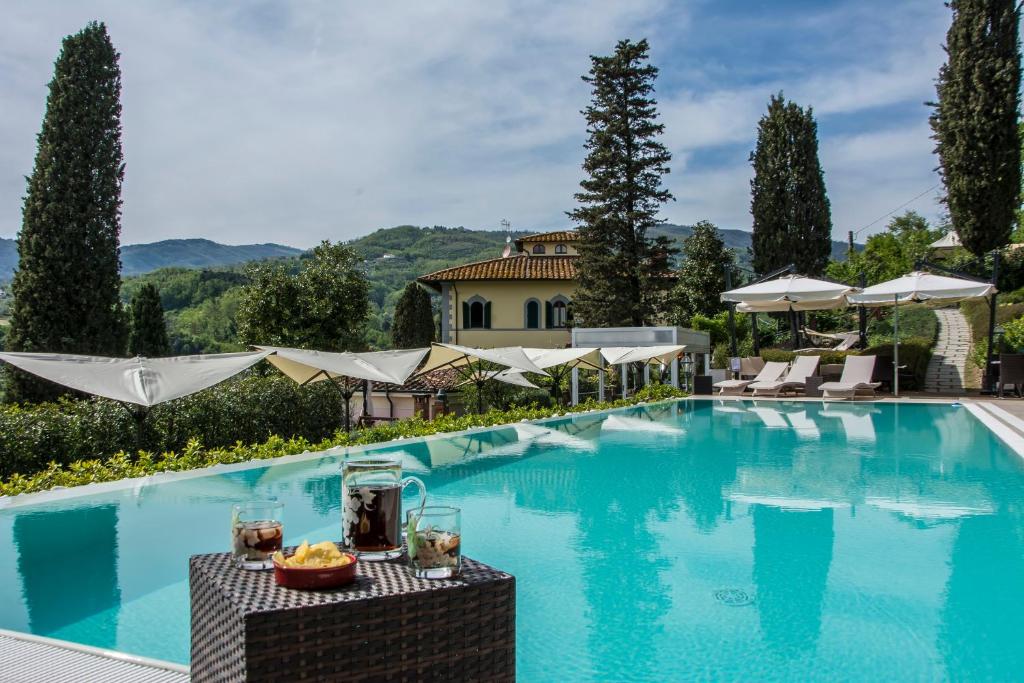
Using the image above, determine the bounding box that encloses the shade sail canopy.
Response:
[256,346,427,385]
[0,350,271,407]
[520,347,604,371]
[721,274,857,312]
[847,271,996,306]
[462,369,540,389]
[599,345,685,366]
[415,343,547,377]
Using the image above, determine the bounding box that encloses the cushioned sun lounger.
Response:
[714,361,788,396]
[751,354,820,397]
[819,355,881,400]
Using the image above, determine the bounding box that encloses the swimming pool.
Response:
[1,399,1023,681]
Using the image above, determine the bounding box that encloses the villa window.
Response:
[525,299,540,329]
[545,296,570,328]
[555,244,567,254]
[462,297,491,329]
[532,244,546,254]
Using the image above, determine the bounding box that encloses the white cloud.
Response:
[0,1,950,247]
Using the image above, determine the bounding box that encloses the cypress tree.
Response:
[391,282,435,349]
[128,284,170,357]
[6,22,127,402]
[750,93,833,276]
[671,221,735,325]
[569,38,675,327]
[930,0,1021,257]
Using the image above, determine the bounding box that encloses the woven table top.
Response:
[190,546,513,615]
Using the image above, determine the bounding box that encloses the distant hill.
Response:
[120,239,302,275]
[0,237,302,280]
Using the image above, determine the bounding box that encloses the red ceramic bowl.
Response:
[273,553,358,590]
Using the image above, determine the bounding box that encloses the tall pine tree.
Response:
[671,221,735,326]
[128,284,170,357]
[750,93,832,276]
[930,0,1021,257]
[7,22,127,402]
[391,282,435,349]
[569,38,675,327]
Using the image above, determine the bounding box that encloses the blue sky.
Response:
[0,1,950,247]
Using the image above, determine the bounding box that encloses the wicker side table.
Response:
[190,548,515,683]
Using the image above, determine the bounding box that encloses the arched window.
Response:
[470,301,485,328]
[525,299,540,329]
[462,296,491,329]
[532,244,546,254]
[552,301,568,328]
[554,244,567,254]
[545,295,570,329]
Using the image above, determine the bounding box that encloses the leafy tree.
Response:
[569,38,676,327]
[931,0,1021,257]
[391,282,435,349]
[750,93,833,276]
[826,211,943,285]
[237,241,369,351]
[128,284,170,357]
[6,22,127,402]
[671,221,735,325]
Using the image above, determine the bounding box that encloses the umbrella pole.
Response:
[751,313,760,355]
[893,294,900,397]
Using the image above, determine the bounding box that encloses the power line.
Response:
[852,182,942,237]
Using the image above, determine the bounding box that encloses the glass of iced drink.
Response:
[407,506,461,579]
[231,500,284,570]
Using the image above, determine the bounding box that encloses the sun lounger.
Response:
[750,355,820,396]
[819,356,881,400]
[714,361,788,396]
[739,356,765,380]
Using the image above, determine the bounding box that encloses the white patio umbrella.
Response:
[500,347,604,403]
[720,274,857,312]
[599,345,685,397]
[460,370,539,389]
[255,346,429,431]
[848,271,996,396]
[720,274,860,351]
[413,343,548,413]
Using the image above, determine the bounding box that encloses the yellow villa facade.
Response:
[418,230,580,348]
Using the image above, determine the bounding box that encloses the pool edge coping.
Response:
[0,627,190,675]
[0,398,682,510]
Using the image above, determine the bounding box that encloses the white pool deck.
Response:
[2,392,1023,678]
[0,629,189,682]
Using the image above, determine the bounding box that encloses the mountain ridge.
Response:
[0,225,858,281]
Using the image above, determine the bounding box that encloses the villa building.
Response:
[418,230,580,348]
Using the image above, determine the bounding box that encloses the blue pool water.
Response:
[2,399,1023,681]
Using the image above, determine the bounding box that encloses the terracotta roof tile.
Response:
[517,230,579,243]
[418,254,577,285]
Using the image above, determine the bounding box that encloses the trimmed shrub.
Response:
[759,348,859,366]
[0,385,689,497]
[0,373,343,479]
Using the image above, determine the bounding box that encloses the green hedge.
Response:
[0,373,344,480]
[759,349,859,366]
[0,384,688,497]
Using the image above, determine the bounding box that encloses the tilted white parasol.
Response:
[414,343,548,413]
[0,350,272,407]
[255,346,429,431]
[496,347,604,403]
[848,271,996,396]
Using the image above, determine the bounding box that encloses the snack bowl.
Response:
[273,551,358,590]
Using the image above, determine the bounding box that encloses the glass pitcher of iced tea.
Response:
[341,457,426,561]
